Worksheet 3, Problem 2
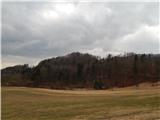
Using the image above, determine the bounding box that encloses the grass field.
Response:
[2,85,160,120]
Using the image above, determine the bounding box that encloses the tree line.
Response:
[1,52,160,89]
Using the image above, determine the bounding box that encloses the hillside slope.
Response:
[2,52,160,89]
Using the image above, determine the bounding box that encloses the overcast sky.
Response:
[2,2,159,68]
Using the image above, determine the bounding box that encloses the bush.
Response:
[93,80,104,89]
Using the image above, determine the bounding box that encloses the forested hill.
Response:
[2,52,160,89]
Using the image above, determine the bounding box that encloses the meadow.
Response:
[2,85,160,120]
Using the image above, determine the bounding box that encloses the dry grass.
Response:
[2,84,160,120]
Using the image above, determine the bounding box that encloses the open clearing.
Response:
[2,85,160,120]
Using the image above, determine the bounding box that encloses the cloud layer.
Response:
[2,2,159,68]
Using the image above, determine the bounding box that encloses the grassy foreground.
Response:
[2,86,160,120]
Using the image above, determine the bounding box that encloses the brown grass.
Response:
[2,83,160,120]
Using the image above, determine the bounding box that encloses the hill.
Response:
[1,52,160,89]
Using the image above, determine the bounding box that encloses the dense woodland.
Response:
[1,52,160,89]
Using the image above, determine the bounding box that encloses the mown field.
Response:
[2,85,160,120]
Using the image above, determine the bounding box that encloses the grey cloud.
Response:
[2,2,159,68]
[113,25,159,54]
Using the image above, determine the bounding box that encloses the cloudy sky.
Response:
[2,1,159,68]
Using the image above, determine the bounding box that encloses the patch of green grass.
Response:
[2,87,160,120]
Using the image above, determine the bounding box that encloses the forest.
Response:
[1,52,160,89]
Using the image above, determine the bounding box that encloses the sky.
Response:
[1,1,160,68]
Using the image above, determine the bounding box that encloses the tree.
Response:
[133,54,139,87]
[1,52,160,89]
